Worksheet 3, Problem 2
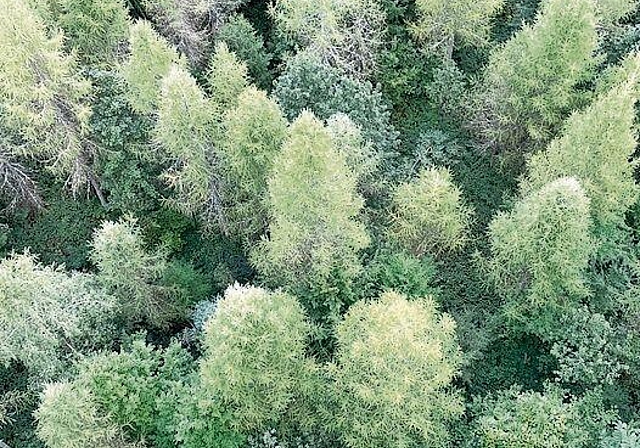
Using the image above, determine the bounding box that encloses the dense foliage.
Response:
[2,0,640,447]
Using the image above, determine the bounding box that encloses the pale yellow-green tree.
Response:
[522,53,640,242]
[56,0,130,66]
[200,284,313,431]
[35,382,134,448]
[90,216,187,327]
[389,167,472,256]
[412,0,505,56]
[220,86,288,241]
[488,177,594,327]
[207,42,249,110]
[0,0,96,194]
[0,252,114,378]
[252,111,369,300]
[155,65,223,228]
[270,0,385,78]
[474,0,599,150]
[121,20,185,115]
[326,113,379,194]
[327,291,464,448]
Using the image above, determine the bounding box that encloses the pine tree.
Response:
[220,86,288,241]
[252,111,369,309]
[0,252,114,378]
[327,291,463,448]
[90,216,187,327]
[270,0,385,78]
[488,177,594,329]
[121,20,185,115]
[207,42,249,111]
[474,0,599,150]
[389,167,472,256]
[412,0,505,56]
[36,382,132,448]
[200,284,312,431]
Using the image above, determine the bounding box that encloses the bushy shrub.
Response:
[471,386,613,448]
[360,250,438,299]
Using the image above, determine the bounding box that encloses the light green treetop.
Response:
[121,20,185,115]
[328,291,463,448]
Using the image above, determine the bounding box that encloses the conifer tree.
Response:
[121,20,185,115]
[412,0,505,56]
[474,0,599,150]
[252,111,369,307]
[0,0,98,195]
[389,167,472,256]
[200,284,312,431]
[275,51,397,154]
[57,0,129,66]
[220,86,288,241]
[0,252,113,378]
[488,177,593,328]
[271,0,385,78]
[207,42,249,110]
[328,291,463,448]
[90,216,187,327]
[522,54,640,243]
[155,65,223,228]
[326,113,379,194]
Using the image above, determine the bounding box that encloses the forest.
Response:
[2,0,640,446]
